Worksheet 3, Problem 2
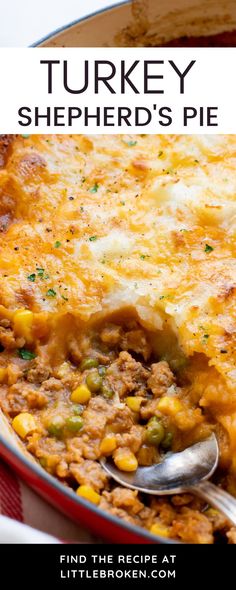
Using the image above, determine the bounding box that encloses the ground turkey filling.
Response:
[0,318,235,544]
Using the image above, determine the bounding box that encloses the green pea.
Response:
[66,415,83,432]
[79,358,99,372]
[160,353,187,373]
[101,384,114,399]
[72,404,84,415]
[146,419,165,446]
[98,366,106,376]
[47,415,65,437]
[148,416,159,425]
[86,369,103,392]
[169,357,187,372]
[161,431,173,450]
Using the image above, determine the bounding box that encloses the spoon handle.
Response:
[188,480,236,526]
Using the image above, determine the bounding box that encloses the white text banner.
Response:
[0,47,235,133]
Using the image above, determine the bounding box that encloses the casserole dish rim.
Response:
[31,0,131,48]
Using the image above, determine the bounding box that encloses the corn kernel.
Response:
[12,412,37,439]
[13,309,34,344]
[113,448,138,472]
[70,384,91,404]
[0,368,7,383]
[204,508,219,518]
[149,523,170,538]
[157,396,182,416]
[126,396,143,412]
[100,434,117,455]
[76,485,100,505]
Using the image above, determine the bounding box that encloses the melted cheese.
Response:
[1,133,236,453]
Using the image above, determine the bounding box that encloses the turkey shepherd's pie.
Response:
[0,133,236,544]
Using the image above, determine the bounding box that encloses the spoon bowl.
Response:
[101,434,236,526]
[101,434,218,494]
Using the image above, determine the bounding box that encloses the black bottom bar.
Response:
[0,543,233,588]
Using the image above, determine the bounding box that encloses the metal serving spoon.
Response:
[101,434,236,525]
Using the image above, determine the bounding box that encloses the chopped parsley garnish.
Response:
[54,241,61,248]
[159,295,165,300]
[204,244,214,253]
[140,254,150,260]
[158,150,163,157]
[127,140,137,147]
[27,273,36,282]
[46,288,56,297]
[36,267,49,280]
[18,348,36,360]
[203,334,209,339]
[120,201,125,205]
[61,294,69,301]
[89,236,97,242]
[89,183,99,193]
[36,267,45,277]
[180,228,188,233]
[80,206,84,212]
[194,159,199,163]
[21,134,30,139]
